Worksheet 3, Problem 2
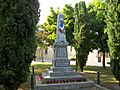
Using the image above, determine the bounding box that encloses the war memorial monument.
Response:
[36,13,95,90]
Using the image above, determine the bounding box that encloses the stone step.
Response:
[50,67,73,72]
[36,76,110,90]
[48,71,79,77]
[36,80,95,90]
[43,75,87,84]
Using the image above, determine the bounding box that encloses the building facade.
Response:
[35,46,110,66]
[35,46,76,60]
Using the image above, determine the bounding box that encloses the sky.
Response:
[38,0,92,24]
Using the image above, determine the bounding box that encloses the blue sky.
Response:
[38,0,92,24]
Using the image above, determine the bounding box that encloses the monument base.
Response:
[41,65,87,84]
[36,75,95,90]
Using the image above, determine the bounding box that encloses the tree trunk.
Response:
[103,50,106,69]
[80,65,83,72]
[75,60,78,72]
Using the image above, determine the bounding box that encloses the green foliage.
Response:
[39,5,74,46]
[111,60,120,81]
[88,0,108,68]
[39,7,59,46]
[74,0,108,71]
[0,0,39,89]
[105,0,120,81]
[36,25,48,49]
[62,4,75,46]
[74,1,90,72]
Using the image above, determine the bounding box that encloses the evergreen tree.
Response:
[105,0,120,85]
[74,1,90,72]
[0,0,39,89]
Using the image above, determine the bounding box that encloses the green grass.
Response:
[30,62,52,75]
[80,66,119,90]
[18,63,119,90]
[18,62,52,90]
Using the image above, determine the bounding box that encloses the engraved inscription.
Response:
[55,60,70,67]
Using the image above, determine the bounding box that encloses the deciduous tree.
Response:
[62,4,74,46]
[39,7,59,46]
[88,0,108,68]
[39,5,75,46]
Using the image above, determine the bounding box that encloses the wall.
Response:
[35,47,110,67]
[35,46,76,60]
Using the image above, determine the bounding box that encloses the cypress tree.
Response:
[74,1,89,72]
[105,0,120,85]
[0,0,39,89]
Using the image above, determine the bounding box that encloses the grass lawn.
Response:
[30,62,52,75]
[18,62,52,90]
[18,62,120,90]
[80,66,119,90]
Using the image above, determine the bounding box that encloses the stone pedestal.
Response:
[43,41,86,82]
[52,41,70,67]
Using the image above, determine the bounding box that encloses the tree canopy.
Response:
[38,7,59,46]
[73,0,108,71]
[62,4,74,46]
[88,0,108,68]
[38,4,74,47]
[74,1,91,72]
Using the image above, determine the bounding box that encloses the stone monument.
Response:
[36,13,95,90]
[53,13,70,68]
[42,13,86,83]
